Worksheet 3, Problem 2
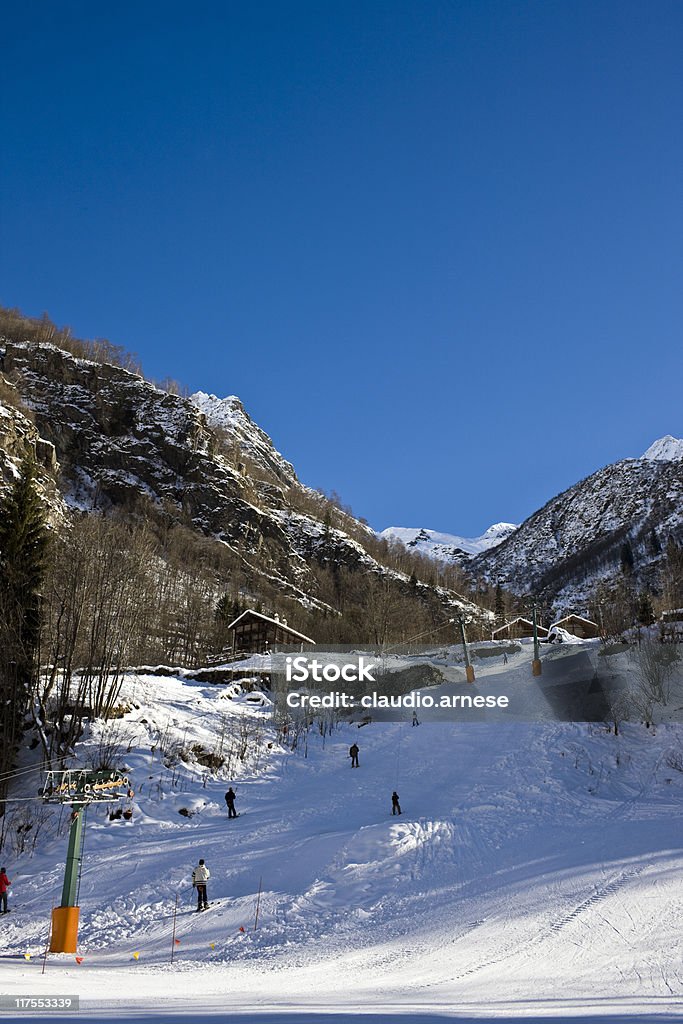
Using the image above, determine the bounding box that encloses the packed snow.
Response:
[0,644,682,1022]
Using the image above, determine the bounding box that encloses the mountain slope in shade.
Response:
[380,522,518,562]
[472,436,683,613]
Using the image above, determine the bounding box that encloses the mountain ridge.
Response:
[0,333,492,648]
[381,436,683,617]
[379,522,518,562]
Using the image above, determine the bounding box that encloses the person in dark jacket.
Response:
[349,743,359,768]
[0,868,10,913]
[391,792,402,815]
[192,859,210,911]
[225,788,237,818]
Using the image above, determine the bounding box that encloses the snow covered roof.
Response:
[552,614,598,629]
[227,609,315,645]
[491,617,549,638]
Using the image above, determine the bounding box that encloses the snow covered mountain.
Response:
[472,436,683,613]
[642,434,683,461]
[0,336,488,627]
[380,522,518,562]
[190,390,297,486]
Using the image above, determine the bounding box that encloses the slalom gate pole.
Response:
[170,894,179,963]
[254,877,263,932]
[42,911,53,975]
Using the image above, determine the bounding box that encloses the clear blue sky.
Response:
[2,1,681,535]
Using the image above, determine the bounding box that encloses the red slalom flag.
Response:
[75,957,84,965]
[239,926,245,933]
[174,938,181,945]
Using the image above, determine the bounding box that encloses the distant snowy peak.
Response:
[380,523,518,562]
[641,435,683,462]
[190,391,297,485]
[479,522,520,544]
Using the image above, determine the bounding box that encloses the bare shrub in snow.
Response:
[633,639,678,708]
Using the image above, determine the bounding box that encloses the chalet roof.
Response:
[551,614,598,629]
[492,617,549,637]
[227,608,315,645]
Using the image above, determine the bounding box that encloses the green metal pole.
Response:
[60,805,85,907]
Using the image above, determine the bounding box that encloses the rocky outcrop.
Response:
[4,341,299,554]
[0,379,61,515]
[0,338,491,625]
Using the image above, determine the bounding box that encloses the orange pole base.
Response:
[466,664,475,683]
[50,906,80,953]
[532,659,542,677]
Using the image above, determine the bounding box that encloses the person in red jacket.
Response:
[0,868,10,913]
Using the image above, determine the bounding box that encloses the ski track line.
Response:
[417,863,648,992]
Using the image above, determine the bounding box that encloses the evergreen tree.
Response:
[662,538,683,609]
[494,581,506,623]
[636,592,655,627]
[620,540,635,575]
[215,593,232,622]
[0,458,49,813]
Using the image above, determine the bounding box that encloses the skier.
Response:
[0,867,10,913]
[349,743,359,768]
[192,859,210,912]
[503,652,508,665]
[412,710,419,727]
[391,792,402,816]
[225,787,237,819]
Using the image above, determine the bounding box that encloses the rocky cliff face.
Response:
[0,372,62,517]
[471,443,683,612]
[1,339,486,624]
[2,339,319,598]
[189,391,297,487]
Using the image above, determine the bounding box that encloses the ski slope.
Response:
[0,651,682,1023]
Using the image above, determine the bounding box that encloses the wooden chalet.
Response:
[227,609,315,655]
[550,614,599,639]
[492,617,549,641]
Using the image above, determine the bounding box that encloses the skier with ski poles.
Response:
[225,787,238,819]
[192,859,210,912]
